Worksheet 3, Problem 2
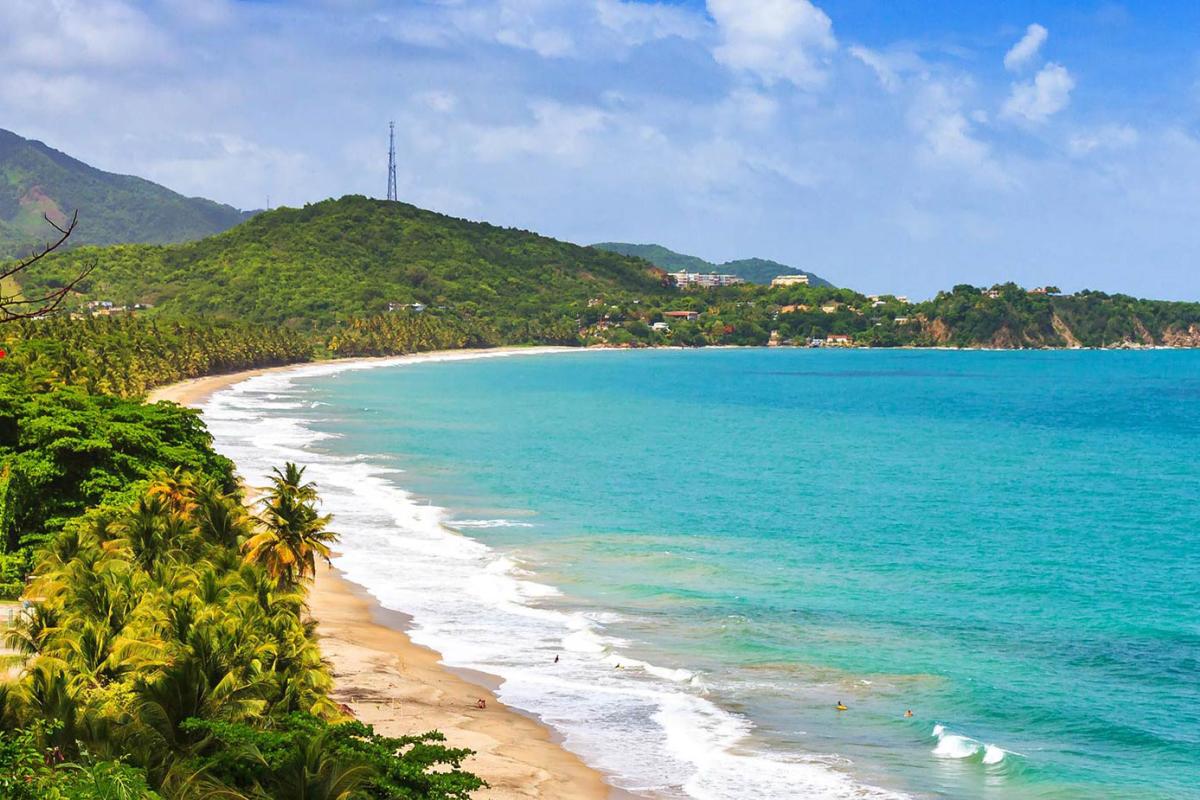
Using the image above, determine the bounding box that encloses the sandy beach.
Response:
[148,349,620,800]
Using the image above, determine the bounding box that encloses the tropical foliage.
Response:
[0,128,251,259]
[0,316,312,397]
[0,375,233,556]
[243,464,337,587]
[14,195,1196,351]
[19,195,671,329]
[0,466,482,799]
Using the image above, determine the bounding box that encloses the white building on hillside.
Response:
[669,271,745,289]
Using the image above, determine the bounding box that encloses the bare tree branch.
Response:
[0,210,94,322]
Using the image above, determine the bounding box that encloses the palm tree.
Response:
[264,726,375,800]
[147,468,198,517]
[242,464,337,587]
[192,477,254,549]
[112,495,173,570]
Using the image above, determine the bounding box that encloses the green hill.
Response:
[0,128,254,258]
[21,195,671,327]
[591,242,833,286]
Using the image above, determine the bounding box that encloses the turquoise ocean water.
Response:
[202,349,1200,799]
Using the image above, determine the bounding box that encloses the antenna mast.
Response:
[386,121,398,202]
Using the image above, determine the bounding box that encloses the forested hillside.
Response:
[8,194,1200,351]
[0,128,253,258]
[591,242,833,286]
[21,196,672,328]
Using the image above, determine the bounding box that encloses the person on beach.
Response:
[476,698,487,709]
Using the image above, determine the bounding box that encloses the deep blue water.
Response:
[206,349,1200,799]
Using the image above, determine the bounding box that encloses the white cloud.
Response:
[720,88,780,129]
[0,70,96,113]
[473,101,612,164]
[908,81,1009,187]
[416,90,459,114]
[1068,124,1138,156]
[848,45,898,91]
[382,0,704,58]
[594,0,706,46]
[1004,23,1048,72]
[0,0,167,69]
[1003,63,1075,123]
[708,0,837,88]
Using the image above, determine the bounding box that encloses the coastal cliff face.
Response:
[1161,323,1200,347]
[1051,313,1083,348]
[917,310,1200,349]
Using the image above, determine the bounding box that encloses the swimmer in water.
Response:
[904,709,913,718]
[835,701,848,711]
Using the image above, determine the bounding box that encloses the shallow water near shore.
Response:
[201,348,1200,799]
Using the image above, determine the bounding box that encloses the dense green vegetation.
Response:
[0,129,252,258]
[567,281,1200,349]
[0,306,486,798]
[11,195,1199,351]
[0,462,482,798]
[591,242,833,286]
[0,316,312,397]
[0,376,232,594]
[22,196,671,329]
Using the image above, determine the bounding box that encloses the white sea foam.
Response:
[199,352,914,800]
[452,518,536,529]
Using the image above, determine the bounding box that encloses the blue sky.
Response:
[2,1,1199,298]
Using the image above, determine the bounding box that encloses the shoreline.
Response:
[148,347,625,800]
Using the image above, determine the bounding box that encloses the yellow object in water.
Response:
[835,704,848,711]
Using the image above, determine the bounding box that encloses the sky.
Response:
[2,1,1200,299]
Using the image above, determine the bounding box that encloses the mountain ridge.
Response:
[19,194,673,328]
[590,242,833,287]
[0,128,255,257]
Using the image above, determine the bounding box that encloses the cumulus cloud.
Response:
[473,101,612,164]
[908,81,1009,187]
[0,0,167,69]
[1003,63,1075,123]
[594,0,706,46]
[1004,23,1048,72]
[708,0,837,88]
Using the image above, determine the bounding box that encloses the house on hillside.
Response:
[651,321,670,332]
[663,310,699,322]
[820,302,843,314]
[770,274,809,287]
[826,333,853,346]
